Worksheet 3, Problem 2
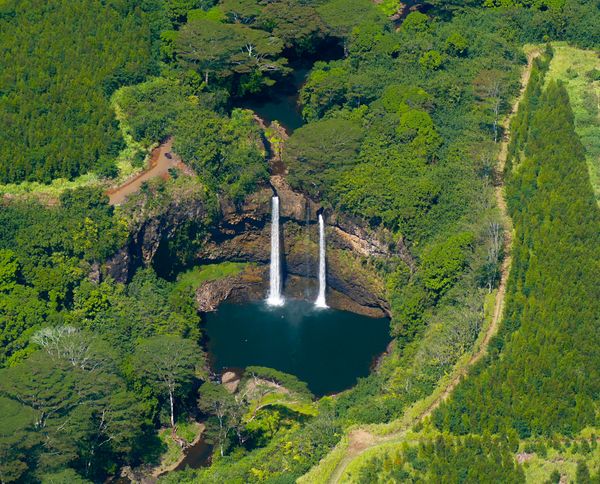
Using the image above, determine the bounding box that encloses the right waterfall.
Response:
[315,213,328,308]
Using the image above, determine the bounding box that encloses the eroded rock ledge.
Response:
[104,176,414,317]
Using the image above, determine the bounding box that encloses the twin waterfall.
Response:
[266,196,327,308]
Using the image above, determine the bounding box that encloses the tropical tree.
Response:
[0,249,18,293]
[176,18,242,85]
[176,17,287,87]
[0,397,38,483]
[132,335,199,428]
[284,118,363,198]
[197,382,243,456]
[0,350,143,479]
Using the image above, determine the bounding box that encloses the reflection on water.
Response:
[204,300,391,396]
[237,67,308,133]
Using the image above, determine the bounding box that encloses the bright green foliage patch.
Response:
[243,366,314,399]
[172,108,268,201]
[174,262,248,292]
[546,43,600,201]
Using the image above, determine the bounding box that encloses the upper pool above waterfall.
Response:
[234,42,345,133]
[237,67,308,133]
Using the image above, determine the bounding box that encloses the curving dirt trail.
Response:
[108,137,191,205]
[322,50,540,484]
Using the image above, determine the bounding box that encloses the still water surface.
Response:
[237,67,308,132]
[204,300,391,396]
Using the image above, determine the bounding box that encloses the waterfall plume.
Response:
[315,213,328,308]
[267,196,284,306]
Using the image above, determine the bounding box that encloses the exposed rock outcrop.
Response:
[196,277,240,312]
[133,195,207,266]
[218,187,272,232]
[104,247,133,282]
[195,266,265,312]
[103,179,208,282]
[221,371,241,393]
[327,212,415,270]
[105,176,413,316]
[271,175,319,221]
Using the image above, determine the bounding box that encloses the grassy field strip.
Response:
[546,42,600,201]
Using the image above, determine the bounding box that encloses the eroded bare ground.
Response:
[323,50,541,484]
[108,137,193,205]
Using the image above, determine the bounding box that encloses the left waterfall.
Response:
[267,196,284,306]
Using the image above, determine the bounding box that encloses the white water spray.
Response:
[315,214,328,308]
[267,196,284,306]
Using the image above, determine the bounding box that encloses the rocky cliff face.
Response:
[195,265,265,312]
[104,177,413,317]
[104,180,209,282]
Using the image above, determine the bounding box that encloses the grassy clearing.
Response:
[245,393,318,421]
[0,173,103,201]
[546,42,600,200]
[110,91,153,181]
[174,262,249,292]
[521,434,600,482]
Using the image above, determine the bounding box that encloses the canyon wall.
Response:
[103,177,414,317]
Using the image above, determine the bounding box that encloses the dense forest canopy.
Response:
[0,0,599,482]
[0,0,158,184]
[0,0,597,185]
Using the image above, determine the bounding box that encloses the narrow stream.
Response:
[174,439,213,472]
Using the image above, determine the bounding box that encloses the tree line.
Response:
[434,55,600,439]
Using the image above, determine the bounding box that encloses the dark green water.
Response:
[238,67,308,132]
[204,300,391,396]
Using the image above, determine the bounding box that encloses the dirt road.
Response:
[108,138,187,205]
